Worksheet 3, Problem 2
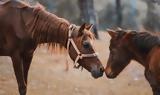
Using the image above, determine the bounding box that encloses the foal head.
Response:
[68,23,104,78]
[105,29,135,78]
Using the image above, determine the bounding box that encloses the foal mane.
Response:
[115,30,160,54]
[131,32,160,54]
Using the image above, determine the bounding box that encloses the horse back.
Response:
[0,0,34,55]
[0,0,28,8]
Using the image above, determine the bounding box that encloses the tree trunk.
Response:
[143,0,160,32]
[115,0,122,27]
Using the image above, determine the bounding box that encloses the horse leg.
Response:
[145,69,160,95]
[22,51,34,85]
[11,51,26,95]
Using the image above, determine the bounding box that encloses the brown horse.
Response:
[0,0,104,95]
[105,29,160,95]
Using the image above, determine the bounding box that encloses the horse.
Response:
[105,28,160,95]
[0,0,104,95]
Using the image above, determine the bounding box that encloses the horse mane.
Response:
[28,3,70,52]
[132,32,160,54]
[115,30,160,54]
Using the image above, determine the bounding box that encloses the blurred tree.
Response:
[143,0,160,32]
[115,0,122,27]
[78,0,99,39]
[56,0,79,24]
[122,0,138,30]
[99,2,116,29]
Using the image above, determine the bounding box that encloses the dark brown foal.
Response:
[105,29,160,95]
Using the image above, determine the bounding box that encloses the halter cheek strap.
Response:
[67,24,98,68]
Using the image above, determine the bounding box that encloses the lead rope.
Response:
[67,24,98,70]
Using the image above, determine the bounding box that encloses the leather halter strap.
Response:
[67,24,98,67]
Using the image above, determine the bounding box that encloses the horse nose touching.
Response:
[91,65,104,78]
[106,72,115,78]
[105,68,116,78]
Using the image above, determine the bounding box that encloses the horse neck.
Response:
[128,42,148,67]
[29,9,70,48]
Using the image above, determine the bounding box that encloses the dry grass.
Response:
[0,32,152,95]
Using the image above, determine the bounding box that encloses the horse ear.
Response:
[123,32,136,40]
[78,23,86,36]
[86,24,93,31]
[106,29,116,38]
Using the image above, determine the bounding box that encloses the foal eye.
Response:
[83,41,90,48]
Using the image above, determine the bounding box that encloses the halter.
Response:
[67,24,98,68]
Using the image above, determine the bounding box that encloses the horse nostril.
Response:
[100,66,104,73]
[90,65,104,78]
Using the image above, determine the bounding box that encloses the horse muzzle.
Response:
[91,65,104,78]
[105,68,117,79]
[105,72,117,79]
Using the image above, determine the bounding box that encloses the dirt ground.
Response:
[0,32,152,95]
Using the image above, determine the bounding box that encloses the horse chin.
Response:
[105,72,117,79]
[91,73,102,79]
[106,75,117,79]
[91,71,103,79]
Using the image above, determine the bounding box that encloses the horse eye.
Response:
[83,41,90,48]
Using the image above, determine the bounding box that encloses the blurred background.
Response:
[0,0,160,95]
[23,0,160,36]
[24,0,160,38]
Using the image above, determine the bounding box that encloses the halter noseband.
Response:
[67,24,98,68]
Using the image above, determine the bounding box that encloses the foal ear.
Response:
[122,32,135,40]
[106,29,116,38]
[123,30,137,39]
[78,23,86,36]
[86,24,93,31]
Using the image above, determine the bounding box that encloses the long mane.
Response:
[27,3,70,52]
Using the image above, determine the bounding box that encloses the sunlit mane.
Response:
[28,4,70,52]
